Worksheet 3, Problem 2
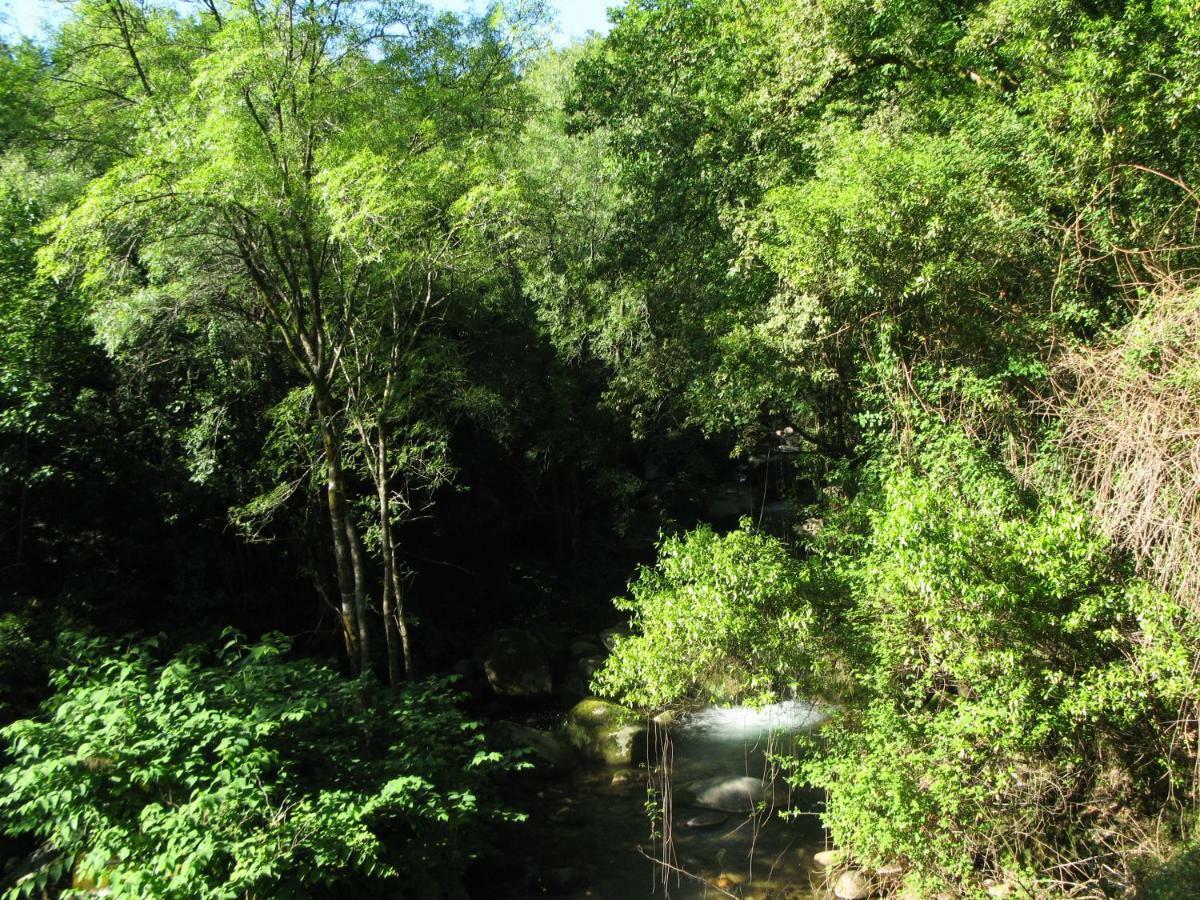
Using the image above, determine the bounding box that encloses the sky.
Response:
[0,0,617,44]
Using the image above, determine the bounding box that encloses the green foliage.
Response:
[594,522,843,708]
[0,633,512,899]
[801,432,1199,890]
[599,429,1200,892]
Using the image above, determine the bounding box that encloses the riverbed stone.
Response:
[562,698,648,766]
[681,774,768,813]
[833,869,870,900]
[684,810,728,828]
[812,849,846,869]
[483,629,552,698]
[652,709,679,727]
[492,721,577,774]
[578,655,607,681]
[598,625,632,651]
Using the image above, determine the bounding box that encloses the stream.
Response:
[493,701,834,899]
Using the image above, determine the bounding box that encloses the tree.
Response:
[44,0,548,677]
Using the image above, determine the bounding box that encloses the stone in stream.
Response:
[683,810,728,829]
[833,868,871,900]
[483,629,552,698]
[651,709,679,727]
[578,655,607,681]
[812,848,847,869]
[548,805,585,826]
[562,698,648,766]
[680,774,768,813]
[491,721,577,775]
[598,625,632,652]
[610,768,641,787]
[713,871,745,890]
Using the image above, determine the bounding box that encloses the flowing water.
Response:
[495,701,835,899]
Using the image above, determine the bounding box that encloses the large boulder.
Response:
[562,698,648,766]
[492,721,577,775]
[483,629,553,698]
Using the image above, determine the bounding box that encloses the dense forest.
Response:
[4,0,1200,897]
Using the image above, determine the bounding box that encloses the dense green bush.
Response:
[594,522,845,708]
[599,430,1200,894]
[0,633,512,899]
[803,433,1200,894]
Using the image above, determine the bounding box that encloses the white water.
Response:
[675,700,826,744]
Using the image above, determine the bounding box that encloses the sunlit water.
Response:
[491,702,836,899]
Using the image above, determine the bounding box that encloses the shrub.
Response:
[0,632,512,899]
[593,522,844,708]
[803,432,1200,894]
[597,429,1200,894]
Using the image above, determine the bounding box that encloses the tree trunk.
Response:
[315,389,364,674]
[345,516,373,677]
[376,432,415,683]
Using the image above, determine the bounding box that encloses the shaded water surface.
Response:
[492,702,835,899]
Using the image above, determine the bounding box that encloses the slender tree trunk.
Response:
[389,541,416,681]
[345,517,372,677]
[379,528,402,687]
[376,432,414,683]
[315,389,363,673]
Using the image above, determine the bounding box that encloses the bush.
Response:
[0,633,512,899]
[805,433,1200,894]
[597,429,1200,894]
[593,522,844,708]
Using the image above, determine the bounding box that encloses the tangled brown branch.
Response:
[1056,279,1200,608]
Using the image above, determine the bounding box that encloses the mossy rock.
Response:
[562,698,648,766]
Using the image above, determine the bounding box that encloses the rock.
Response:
[598,625,632,652]
[562,698,648,766]
[875,861,903,877]
[492,721,577,774]
[833,868,871,900]
[570,640,603,659]
[548,805,585,826]
[714,871,746,890]
[684,810,728,828]
[683,775,768,813]
[652,709,679,728]
[578,655,607,681]
[611,768,641,787]
[812,849,847,869]
[483,629,552,698]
